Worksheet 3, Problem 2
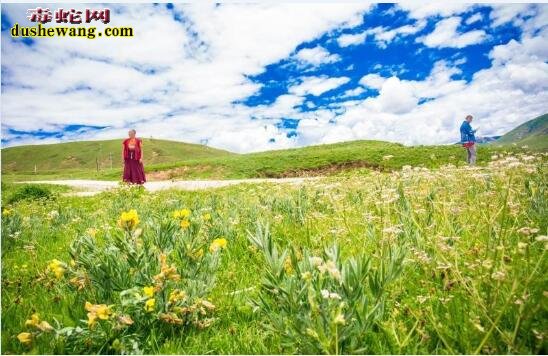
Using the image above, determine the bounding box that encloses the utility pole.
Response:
[96,157,99,172]
[34,164,37,174]
[109,152,113,169]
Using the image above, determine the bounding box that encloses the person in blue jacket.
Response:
[460,115,477,165]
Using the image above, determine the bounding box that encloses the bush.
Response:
[8,184,53,204]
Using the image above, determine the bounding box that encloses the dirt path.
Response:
[20,177,320,196]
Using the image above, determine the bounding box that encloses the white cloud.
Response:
[419,17,487,48]
[288,76,350,96]
[358,74,386,90]
[294,45,340,66]
[342,87,366,97]
[465,12,483,25]
[1,3,370,152]
[337,32,366,47]
[398,3,473,20]
[337,20,426,49]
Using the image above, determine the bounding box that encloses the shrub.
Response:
[248,223,406,354]
[8,184,53,204]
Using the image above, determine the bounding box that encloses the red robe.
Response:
[122,138,146,184]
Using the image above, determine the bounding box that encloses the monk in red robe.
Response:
[122,129,146,184]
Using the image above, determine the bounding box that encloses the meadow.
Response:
[1,151,547,354]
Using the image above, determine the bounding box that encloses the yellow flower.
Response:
[202,213,211,221]
[2,208,12,216]
[85,301,112,327]
[143,286,154,298]
[96,305,111,320]
[180,219,190,229]
[17,332,32,345]
[87,312,98,327]
[47,259,65,279]
[173,209,191,219]
[25,313,40,327]
[169,289,187,304]
[283,256,293,274]
[86,228,98,238]
[118,209,140,230]
[209,238,228,253]
[159,312,183,325]
[145,298,156,312]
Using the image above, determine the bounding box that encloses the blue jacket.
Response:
[460,121,476,143]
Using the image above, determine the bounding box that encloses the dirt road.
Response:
[21,177,319,196]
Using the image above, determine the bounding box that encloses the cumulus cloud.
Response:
[419,17,487,48]
[337,32,366,47]
[1,3,369,152]
[294,45,340,66]
[288,76,350,97]
[1,3,547,154]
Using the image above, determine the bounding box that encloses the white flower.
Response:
[309,256,323,267]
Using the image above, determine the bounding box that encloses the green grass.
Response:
[2,139,533,182]
[1,138,232,176]
[493,113,548,150]
[1,152,546,354]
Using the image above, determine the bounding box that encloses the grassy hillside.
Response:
[1,138,232,174]
[115,140,508,180]
[2,138,526,182]
[494,113,548,150]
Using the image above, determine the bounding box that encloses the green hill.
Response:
[1,138,232,175]
[114,140,508,181]
[494,113,548,150]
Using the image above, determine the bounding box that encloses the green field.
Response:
[1,151,547,354]
[0,138,232,178]
[1,139,530,182]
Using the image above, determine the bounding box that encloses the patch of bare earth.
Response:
[259,160,388,178]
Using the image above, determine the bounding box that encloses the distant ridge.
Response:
[495,113,548,150]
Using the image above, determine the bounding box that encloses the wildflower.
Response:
[301,271,312,281]
[320,289,341,300]
[2,208,12,216]
[334,312,346,325]
[517,227,539,236]
[118,209,140,230]
[202,213,211,221]
[86,228,98,238]
[535,235,548,242]
[309,256,323,267]
[145,298,156,312]
[17,332,32,345]
[209,238,227,253]
[47,259,65,279]
[47,210,59,220]
[159,312,183,325]
[25,313,40,327]
[117,315,134,326]
[180,219,190,229]
[491,270,506,281]
[200,300,216,311]
[70,274,89,291]
[325,260,341,281]
[382,155,394,161]
[283,256,293,274]
[85,301,112,327]
[143,286,155,298]
[169,289,187,304]
[173,209,191,219]
[154,254,181,286]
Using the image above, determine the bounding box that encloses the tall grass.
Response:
[1,151,546,354]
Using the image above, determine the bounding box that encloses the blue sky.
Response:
[1,3,547,152]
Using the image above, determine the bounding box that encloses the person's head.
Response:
[128,129,136,138]
[465,115,473,123]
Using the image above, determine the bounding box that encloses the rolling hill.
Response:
[1,138,232,175]
[494,113,548,150]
